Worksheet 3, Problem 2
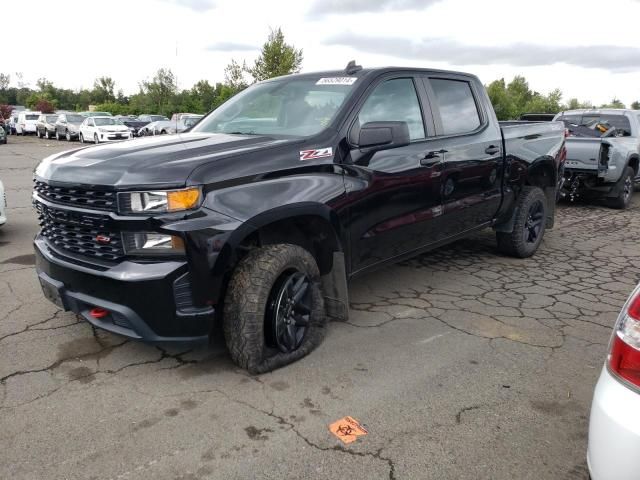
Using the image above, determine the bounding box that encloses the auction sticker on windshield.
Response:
[316,77,357,85]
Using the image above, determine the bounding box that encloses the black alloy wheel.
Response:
[266,270,312,353]
[523,199,544,245]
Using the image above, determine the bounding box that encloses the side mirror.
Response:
[356,121,410,151]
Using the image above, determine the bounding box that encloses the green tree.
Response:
[600,98,625,109]
[224,59,249,94]
[92,76,116,104]
[566,98,594,110]
[486,78,515,121]
[247,28,303,81]
[630,101,640,110]
[0,73,10,91]
[141,69,177,116]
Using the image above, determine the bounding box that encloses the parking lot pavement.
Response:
[1,135,638,480]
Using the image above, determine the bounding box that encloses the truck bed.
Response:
[499,120,566,160]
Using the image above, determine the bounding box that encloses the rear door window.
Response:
[429,78,481,135]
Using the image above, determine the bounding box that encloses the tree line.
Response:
[0,28,302,118]
[486,76,640,120]
[0,28,637,121]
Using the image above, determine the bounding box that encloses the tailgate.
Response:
[564,137,603,171]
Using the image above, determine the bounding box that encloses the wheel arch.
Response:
[524,157,558,229]
[223,202,345,277]
[628,155,639,176]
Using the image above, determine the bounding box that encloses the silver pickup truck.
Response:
[554,109,640,209]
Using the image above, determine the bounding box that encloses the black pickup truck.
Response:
[33,65,566,373]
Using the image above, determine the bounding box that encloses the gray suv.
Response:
[54,113,86,141]
[555,109,640,209]
[36,114,60,139]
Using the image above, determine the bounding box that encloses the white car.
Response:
[0,179,6,226]
[588,283,640,480]
[144,120,173,135]
[79,116,131,144]
[16,111,41,135]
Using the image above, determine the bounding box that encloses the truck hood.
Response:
[35,132,294,188]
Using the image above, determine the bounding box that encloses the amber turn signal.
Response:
[167,188,201,212]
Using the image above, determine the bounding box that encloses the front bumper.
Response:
[98,131,131,142]
[34,236,213,342]
[588,367,640,480]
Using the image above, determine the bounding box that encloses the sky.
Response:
[4,0,640,106]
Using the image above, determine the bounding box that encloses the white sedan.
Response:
[79,116,131,144]
[588,283,640,480]
[0,179,6,226]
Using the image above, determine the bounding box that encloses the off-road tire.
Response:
[608,167,634,210]
[496,186,547,258]
[223,244,326,374]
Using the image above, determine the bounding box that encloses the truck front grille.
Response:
[34,180,117,212]
[35,201,124,262]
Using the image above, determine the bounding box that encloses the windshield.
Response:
[150,115,168,122]
[46,115,58,122]
[94,118,121,126]
[192,76,356,137]
[67,114,84,123]
[560,113,632,138]
[26,114,39,120]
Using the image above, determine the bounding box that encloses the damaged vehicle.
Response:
[33,65,566,373]
[554,109,640,209]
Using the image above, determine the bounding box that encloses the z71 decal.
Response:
[300,147,333,161]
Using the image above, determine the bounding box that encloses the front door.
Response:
[345,76,444,273]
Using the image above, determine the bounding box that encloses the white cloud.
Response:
[206,41,258,52]
[308,0,441,15]
[325,32,640,72]
[158,0,216,10]
[2,0,640,106]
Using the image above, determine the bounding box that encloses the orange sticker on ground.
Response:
[329,416,368,444]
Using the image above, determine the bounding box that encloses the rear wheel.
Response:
[496,186,547,258]
[608,167,635,210]
[55,130,60,141]
[79,133,84,143]
[223,244,326,374]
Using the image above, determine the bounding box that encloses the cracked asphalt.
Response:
[1,135,639,479]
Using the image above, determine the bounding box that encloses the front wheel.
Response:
[65,130,71,141]
[608,167,635,210]
[223,244,327,374]
[496,186,547,258]
[79,133,84,143]
[94,134,99,144]
[55,130,60,141]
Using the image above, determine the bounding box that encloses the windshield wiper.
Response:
[227,131,260,135]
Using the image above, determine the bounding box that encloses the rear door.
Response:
[421,75,504,237]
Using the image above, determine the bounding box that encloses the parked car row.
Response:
[8,112,206,143]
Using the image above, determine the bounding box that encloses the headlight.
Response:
[122,232,185,255]
[118,187,201,214]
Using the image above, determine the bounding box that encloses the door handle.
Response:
[420,149,447,166]
[485,145,500,155]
